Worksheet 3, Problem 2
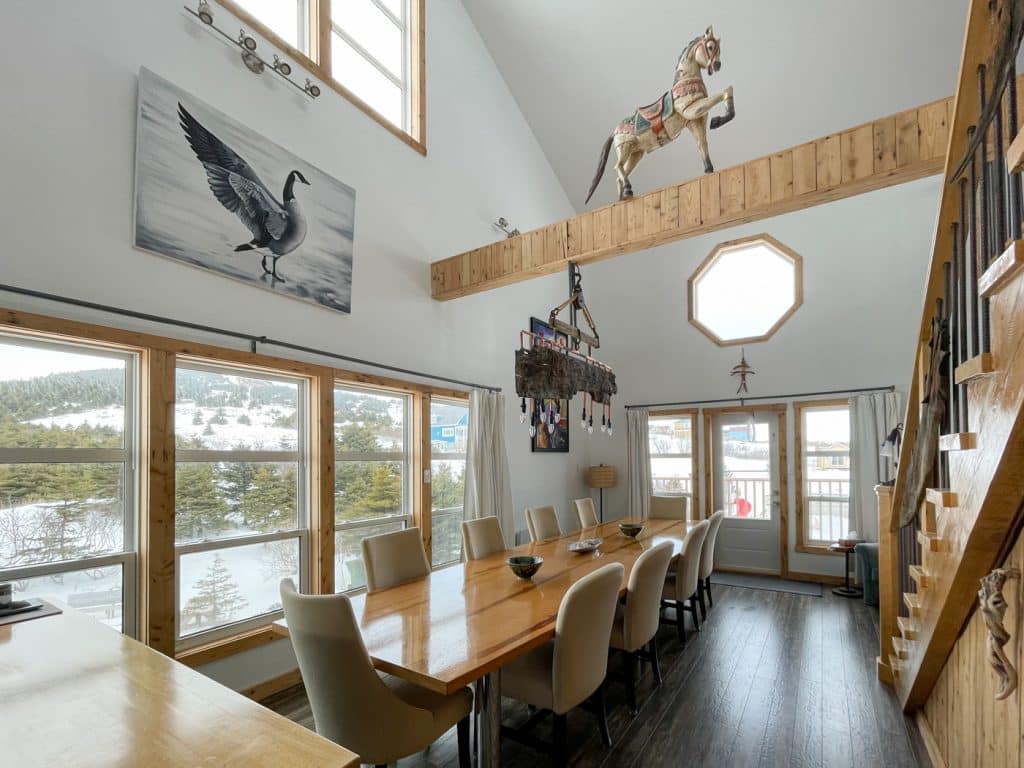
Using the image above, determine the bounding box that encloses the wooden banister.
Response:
[876,484,898,685]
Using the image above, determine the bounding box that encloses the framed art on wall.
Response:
[529,317,570,453]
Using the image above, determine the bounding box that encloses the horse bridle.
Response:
[694,34,721,75]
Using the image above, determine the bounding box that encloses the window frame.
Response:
[0,332,141,637]
[216,0,426,154]
[428,395,469,569]
[794,398,851,555]
[172,357,312,651]
[647,409,698,519]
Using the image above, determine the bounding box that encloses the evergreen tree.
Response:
[239,464,296,531]
[175,464,229,540]
[192,410,204,426]
[355,464,402,518]
[181,554,248,630]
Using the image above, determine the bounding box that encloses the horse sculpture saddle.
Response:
[625,92,674,144]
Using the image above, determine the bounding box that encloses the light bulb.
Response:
[540,410,547,424]
[548,423,555,434]
[608,426,613,436]
[529,425,536,437]
[520,412,526,423]
[588,425,594,434]
[580,418,587,429]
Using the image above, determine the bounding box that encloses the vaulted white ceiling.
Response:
[462,0,968,212]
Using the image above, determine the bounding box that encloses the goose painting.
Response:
[133,68,355,313]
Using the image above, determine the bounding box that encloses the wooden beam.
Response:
[431,96,952,301]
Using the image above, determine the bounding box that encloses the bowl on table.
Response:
[507,555,544,579]
[568,538,603,554]
[619,521,644,539]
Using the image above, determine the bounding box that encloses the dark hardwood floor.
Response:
[262,584,929,767]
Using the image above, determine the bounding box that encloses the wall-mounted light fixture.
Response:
[494,217,521,238]
[184,3,321,100]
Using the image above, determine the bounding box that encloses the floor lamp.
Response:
[587,465,617,523]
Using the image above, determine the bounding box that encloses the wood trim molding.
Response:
[415,393,432,564]
[313,372,336,595]
[915,711,948,768]
[431,96,954,300]
[777,410,789,577]
[241,668,304,702]
[214,0,426,155]
[793,399,851,554]
[176,626,282,668]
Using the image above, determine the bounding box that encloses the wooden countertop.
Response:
[275,517,694,694]
[0,606,359,768]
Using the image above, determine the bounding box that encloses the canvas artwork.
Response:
[133,68,355,313]
[530,317,570,453]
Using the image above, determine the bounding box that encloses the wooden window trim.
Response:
[215,0,427,155]
[647,408,699,521]
[0,305,475,662]
[794,398,850,555]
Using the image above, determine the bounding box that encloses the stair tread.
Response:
[897,615,918,640]
[939,433,977,452]
[980,239,1024,297]
[892,636,911,659]
[925,488,958,508]
[917,529,944,552]
[904,592,923,616]
[955,353,995,384]
[909,564,931,588]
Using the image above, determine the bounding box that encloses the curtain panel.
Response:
[626,407,652,519]
[464,390,515,545]
[849,391,903,542]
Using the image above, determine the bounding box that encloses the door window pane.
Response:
[720,420,771,519]
[179,538,299,637]
[13,564,123,632]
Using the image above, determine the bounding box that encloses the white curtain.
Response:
[464,389,514,545]
[849,391,903,542]
[625,407,652,520]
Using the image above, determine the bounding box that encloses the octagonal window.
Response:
[688,234,803,346]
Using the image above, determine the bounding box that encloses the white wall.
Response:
[584,176,939,578]
[1,0,588,690]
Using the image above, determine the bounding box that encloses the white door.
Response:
[710,411,782,573]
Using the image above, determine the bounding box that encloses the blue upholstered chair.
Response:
[854,542,879,606]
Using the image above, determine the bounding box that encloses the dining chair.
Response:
[280,580,472,768]
[461,516,506,560]
[609,541,675,713]
[525,505,562,541]
[696,510,726,620]
[361,527,430,593]
[649,494,688,520]
[660,519,710,645]
[574,497,599,528]
[501,562,625,765]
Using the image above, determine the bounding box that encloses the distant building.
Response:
[430,413,468,451]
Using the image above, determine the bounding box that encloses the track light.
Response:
[196,0,213,24]
[273,55,292,76]
[238,30,257,51]
[305,79,321,98]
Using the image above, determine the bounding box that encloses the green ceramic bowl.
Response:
[507,555,544,579]
[619,521,644,539]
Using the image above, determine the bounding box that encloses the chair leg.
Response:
[595,681,612,746]
[706,576,713,608]
[553,713,568,765]
[690,598,701,632]
[649,636,662,685]
[457,716,470,768]
[624,652,638,714]
[697,582,707,621]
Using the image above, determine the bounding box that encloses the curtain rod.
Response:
[625,384,895,410]
[0,283,502,393]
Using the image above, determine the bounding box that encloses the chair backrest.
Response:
[279,579,431,754]
[621,541,675,651]
[361,527,430,593]
[552,562,624,714]
[525,505,562,541]
[574,497,599,528]
[699,510,726,580]
[461,516,506,560]
[670,519,710,600]
[649,495,688,520]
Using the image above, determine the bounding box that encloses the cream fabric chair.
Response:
[361,527,430,593]
[609,541,674,713]
[525,505,562,541]
[649,494,688,520]
[661,519,710,645]
[696,510,726,619]
[461,516,506,560]
[574,497,599,528]
[280,579,472,767]
[502,562,624,763]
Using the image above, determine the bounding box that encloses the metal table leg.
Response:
[478,670,501,767]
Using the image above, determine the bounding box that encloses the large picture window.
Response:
[174,362,309,647]
[648,413,695,517]
[334,384,411,591]
[796,401,851,550]
[430,398,468,568]
[0,334,138,634]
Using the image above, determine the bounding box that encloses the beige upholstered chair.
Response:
[361,527,430,593]
[280,580,472,768]
[525,505,562,541]
[502,562,625,763]
[696,510,726,619]
[609,541,675,713]
[461,516,506,560]
[661,519,710,645]
[649,494,689,520]
[574,497,599,528]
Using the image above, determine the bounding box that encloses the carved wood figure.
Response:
[979,565,1020,700]
[585,26,736,203]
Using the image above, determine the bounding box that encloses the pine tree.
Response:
[181,554,248,630]
[239,464,296,531]
[175,464,229,540]
[192,410,204,426]
[355,464,402,518]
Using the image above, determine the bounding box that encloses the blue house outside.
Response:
[430,412,469,451]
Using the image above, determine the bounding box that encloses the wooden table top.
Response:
[1,606,359,768]
[274,517,695,694]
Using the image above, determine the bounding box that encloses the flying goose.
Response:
[178,102,310,282]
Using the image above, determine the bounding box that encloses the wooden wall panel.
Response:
[769,151,794,202]
[873,118,898,172]
[744,157,771,209]
[792,142,817,196]
[679,180,701,228]
[815,134,841,188]
[841,124,874,183]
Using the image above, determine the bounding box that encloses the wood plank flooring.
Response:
[262,585,929,767]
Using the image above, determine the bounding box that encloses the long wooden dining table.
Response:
[273,516,696,767]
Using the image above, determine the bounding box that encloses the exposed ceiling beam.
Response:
[430,96,952,301]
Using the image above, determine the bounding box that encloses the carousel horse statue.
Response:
[585,26,736,204]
